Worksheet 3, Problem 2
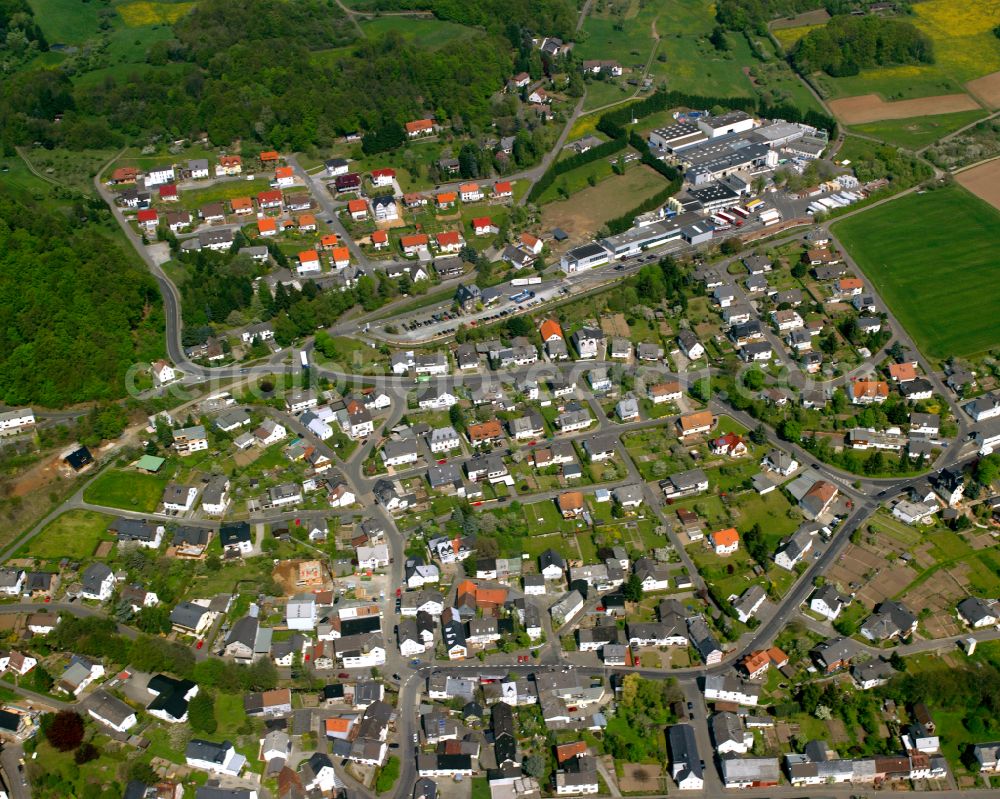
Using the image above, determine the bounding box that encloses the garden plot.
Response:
[825,542,917,607]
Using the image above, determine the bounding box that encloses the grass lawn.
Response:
[1,154,58,196]
[27,0,104,43]
[313,336,385,373]
[174,178,274,212]
[215,691,249,732]
[19,147,120,196]
[27,737,130,796]
[360,17,480,48]
[575,4,658,73]
[832,184,1000,360]
[522,499,571,534]
[583,79,634,112]
[83,468,170,513]
[471,776,491,799]
[537,158,619,204]
[653,28,755,98]
[732,491,800,541]
[24,510,115,559]
[850,109,987,149]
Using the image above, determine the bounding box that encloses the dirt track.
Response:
[956,159,1000,211]
[829,92,981,124]
[966,70,1000,109]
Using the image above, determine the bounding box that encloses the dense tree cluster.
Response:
[0,0,524,153]
[604,675,681,761]
[0,191,163,407]
[0,0,47,71]
[792,14,933,76]
[347,0,574,40]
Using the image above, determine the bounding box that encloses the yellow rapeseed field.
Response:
[912,0,1000,83]
[771,23,823,51]
[117,1,194,27]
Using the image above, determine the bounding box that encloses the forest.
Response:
[791,14,933,76]
[0,190,164,408]
[0,0,572,155]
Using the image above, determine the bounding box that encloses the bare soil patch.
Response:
[830,93,980,124]
[826,542,917,607]
[965,70,1000,108]
[540,165,666,244]
[619,764,664,793]
[770,9,830,29]
[956,158,1000,212]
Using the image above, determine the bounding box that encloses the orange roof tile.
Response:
[436,231,461,247]
[297,213,316,227]
[321,234,339,247]
[838,277,863,291]
[889,363,917,382]
[325,718,351,733]
[371,230,388,243]
[230,197,252,210]
[558,491,585,512]
[405,119,434,133]
[472,217,493,228]
[650,381,681,396]
[260,150,280,161]
[347,199,368,213]
[540,319,564,341]
[494,180,513,194]
[711,527,739,548]
[401,233,429,248]
[299,249,319,263]
[275,166,293,179]
[742,650,770,673]
[556,742,588,763]
[437,192,457,204]
[331,246,350,262]
[257,218,277,233]
[851,379,889,399]
[678,410,714,433]
[475,587,507,606]
[468,420,502,441]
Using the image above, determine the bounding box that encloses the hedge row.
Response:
[599,88,837,139]
[529,87,837,222]
[526,135,628,202]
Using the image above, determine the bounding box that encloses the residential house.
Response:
[80,563,116,602]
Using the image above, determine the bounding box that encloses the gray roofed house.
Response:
[811,636,859,673]
[612,484,644,508]
[87,689,137,731]
[427,462,463,491]
[80,562,115,600]
[852,658,896,690]
[719,755,780,788]
[958,596,998,628]
[731,584,766,623]
[687,616,722,664]
[170,601,212,633]
[668,724,704,789]
[860,601,917,642]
